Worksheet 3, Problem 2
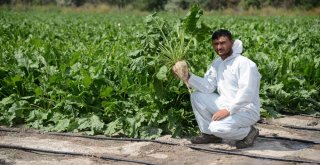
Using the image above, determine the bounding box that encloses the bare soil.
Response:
[0,115,319,165]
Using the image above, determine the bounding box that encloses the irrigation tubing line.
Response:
[0,127,178,146]
[281,124,320,131]
[186,145,320,164]
[258,122,320,132]
[47,132,178,146]
[299,114,320,118]
[0,127,318,145]
[258,135,320,144]
[0,144,157,165]
[48,132,320,145]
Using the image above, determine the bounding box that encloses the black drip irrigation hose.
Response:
[0,127,178,146]
[258,122,320,132]
[186,145,320,164]
[47,132,178,146]
[51,131,319,145]
[0,144,157,165]
[1,127,318,145]
[258,135,320,144]
[281,124,320,131]
[1,127,320,164]
[299,114,320,118]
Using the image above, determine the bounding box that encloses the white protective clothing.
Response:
[188,39,261,140]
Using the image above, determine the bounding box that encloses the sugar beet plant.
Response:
[141,5,211,92]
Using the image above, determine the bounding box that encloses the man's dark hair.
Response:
[212,29,233,41]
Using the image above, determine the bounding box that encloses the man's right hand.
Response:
[172,60,190,83]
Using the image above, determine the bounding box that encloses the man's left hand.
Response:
[212,109,230,121]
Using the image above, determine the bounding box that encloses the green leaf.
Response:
[128,49,142,58]
[34,87,43,96]
[14,51,28,68]
[81,69,93,88]
[90,114,104,132]
[77,115,104,135]
[100,86,113,98]
[182,4,203,34]
[140,126,162,139]
[156,65,168,81]
[78,118,91,130]
[0,95,15,106]
[105,119,122,136]
[54,119,70,132]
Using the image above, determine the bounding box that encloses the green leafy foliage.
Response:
[146,5,211,68]
[0,9,319,138]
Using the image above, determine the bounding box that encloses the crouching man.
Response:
[173,29,261,149]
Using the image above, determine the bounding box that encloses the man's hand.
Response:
[212,109,230,121]
[172,60,190,83]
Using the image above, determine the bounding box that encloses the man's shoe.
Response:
[191,133,222,144]
[236,126,259,149]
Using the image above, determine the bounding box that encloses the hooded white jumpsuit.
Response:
[188,39,261,140]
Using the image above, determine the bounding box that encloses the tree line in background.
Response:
[1,0,319,11]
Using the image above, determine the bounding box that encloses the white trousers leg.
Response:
[191,91,259,140]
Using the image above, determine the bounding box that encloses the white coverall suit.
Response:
[188,39,261,140]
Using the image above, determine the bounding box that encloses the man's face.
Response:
[212,36,233,60]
